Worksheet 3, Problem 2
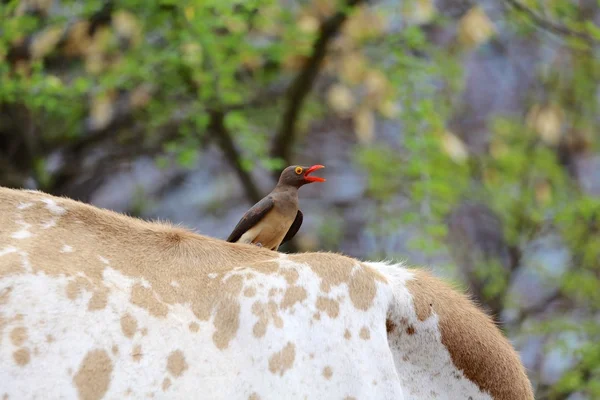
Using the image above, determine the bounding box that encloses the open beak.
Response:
[304,164,326,182]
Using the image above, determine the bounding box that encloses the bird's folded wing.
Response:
[226,196,275,243]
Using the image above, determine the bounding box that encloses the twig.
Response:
[208,111,263,204]
[504,0,597,44]
[269,0,365,178]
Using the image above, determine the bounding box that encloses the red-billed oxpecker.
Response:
[226,165,326,251]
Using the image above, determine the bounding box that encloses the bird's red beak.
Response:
[304,164,326,182]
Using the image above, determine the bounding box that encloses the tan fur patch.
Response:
[406,269,534,400]
[316,296,339,318]
[290,254,386,311]
[248,393,260,400]
[0,251,25,278]
[348,268,378,311]
[73,349,113,400]
[359,326,370,340]
[132,344,142,362]
[166,350,188,378]
[131,284,168,318]
[10,327,27,346]
[120,313,137,338]
[281,268,299,284]
[212,298,240,350]
[250,261,279,274]
[243,287,256,297]
[189,322,199,332]
[13,348,30,366]
[252,300,283,338]
[0,287,11,305]
[268,342,295,376]
[322,366,333,380]
[344,329,351,340]
[162,377,171,391]
[280,285,307,309]
[87,289,108,310]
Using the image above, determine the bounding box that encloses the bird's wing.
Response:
[281,210,303,245]
[226,196,275,243]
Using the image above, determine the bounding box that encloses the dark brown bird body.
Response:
[226,165,325,251]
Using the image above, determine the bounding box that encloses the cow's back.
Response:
[0,187,403,400]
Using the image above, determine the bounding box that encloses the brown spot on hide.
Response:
[248,393,260,400]
[359,326,370,340]
[120,313,137,338]
[162,378,171,391]
[406,325,415,335]
[212,297,240,350]
[244,287,256,297]
[131,344,143,362]
[167,350,188,378]
[0,287,12,305]
[131,284,168,318]
[322,366,333,380]
[344,329,351,340]
[189,322,199,332]
[132,344,142,362]
[252,300,283,338]
[46,334,55,343]
[290,254,385,312]
[13,348,30,366]
[316,296,339,318]
[88,289,108,310]
[386,319,396,333]
[280,285,307,309]
[10,327,27,346]
[282,268,299,284]
[348,267,378,311]
[268,342,295,376]
[73,349,112,400]
[112,345,118,355]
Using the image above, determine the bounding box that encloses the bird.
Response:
[226,164,326,251]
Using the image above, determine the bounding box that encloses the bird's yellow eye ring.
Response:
[295,167,303,175]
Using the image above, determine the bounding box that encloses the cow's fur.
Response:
[0,187,534,399]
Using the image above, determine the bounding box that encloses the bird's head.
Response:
[278,164,326,188]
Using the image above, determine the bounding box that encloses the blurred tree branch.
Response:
[269,0,366,178]
[504,0,598,45]
[208,111,262,204]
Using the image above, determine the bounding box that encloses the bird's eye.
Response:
[295,167,303,175]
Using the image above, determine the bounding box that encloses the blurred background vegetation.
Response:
[1,0,599,397]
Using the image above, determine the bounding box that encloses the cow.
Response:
[0,187,534,399]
